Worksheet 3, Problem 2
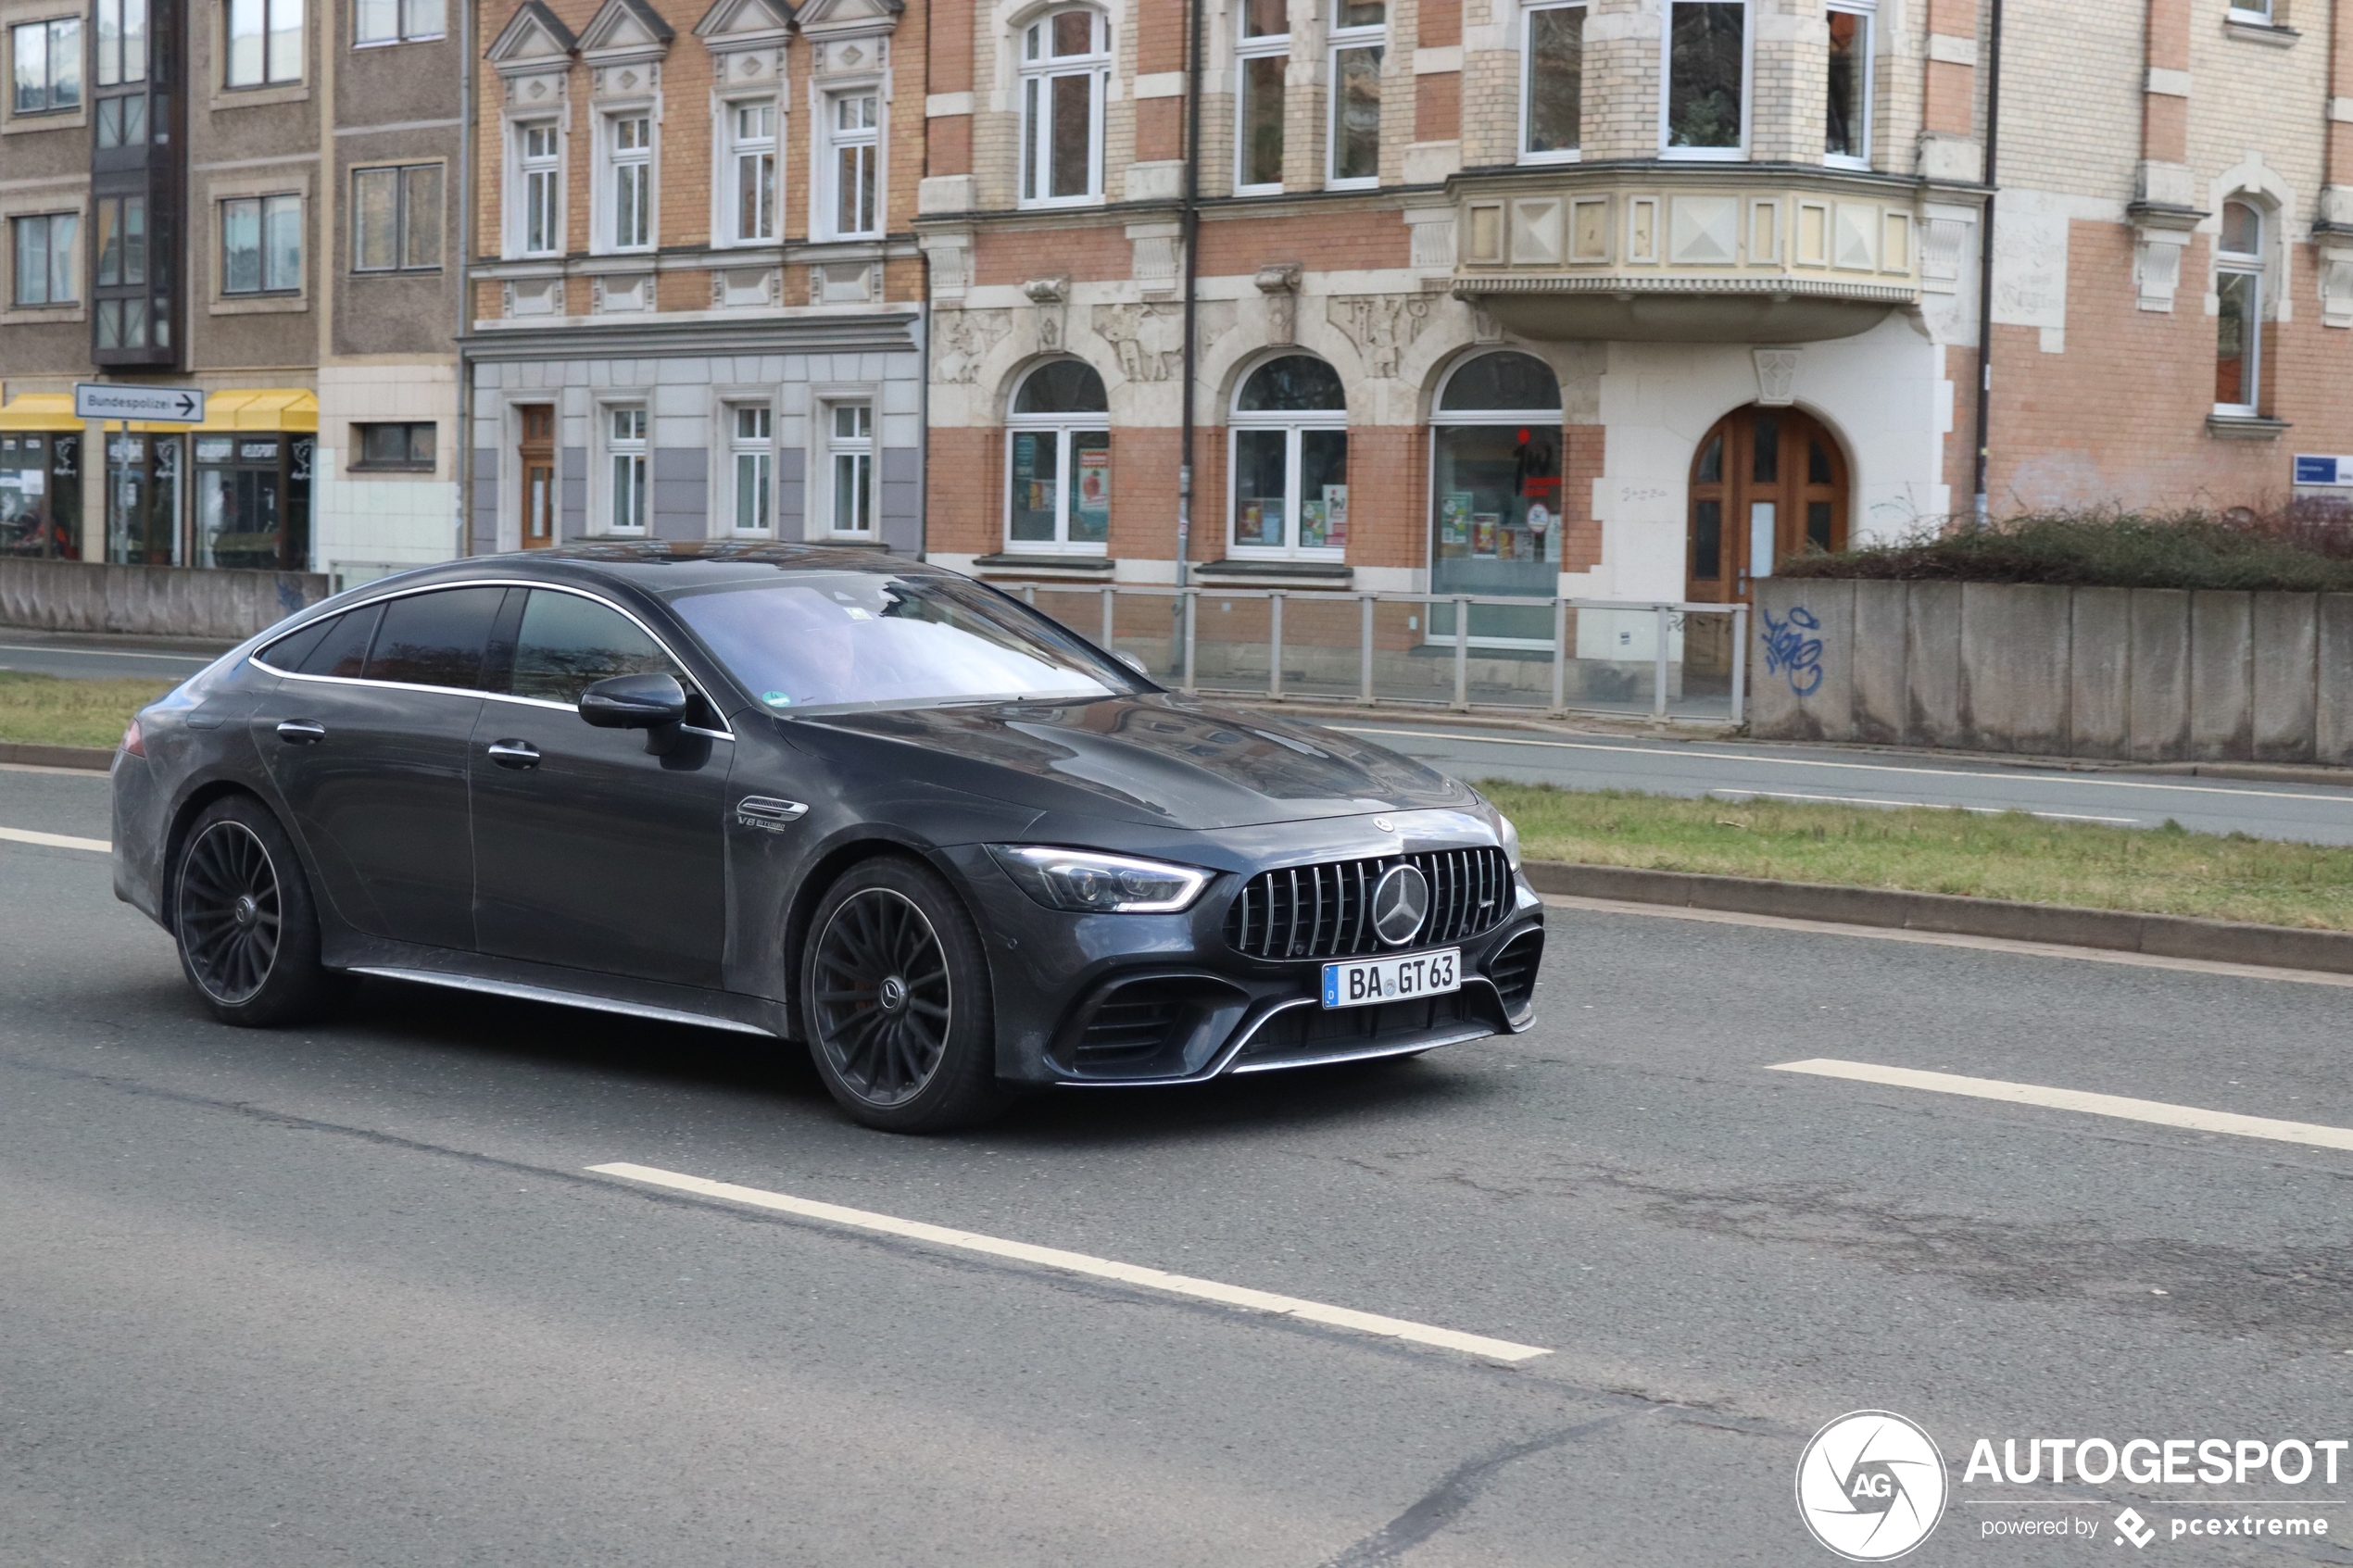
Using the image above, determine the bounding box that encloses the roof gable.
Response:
[793,0,900,32]
[486,0,577,65]
[692,0,793,42]
[578,0,676,58]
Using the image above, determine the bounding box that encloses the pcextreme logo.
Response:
[1797,1411,1951,1562]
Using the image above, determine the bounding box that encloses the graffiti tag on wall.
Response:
[1761,605,1825,697]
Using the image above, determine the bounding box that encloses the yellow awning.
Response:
[0,388,317,433]
[0,394,82,432]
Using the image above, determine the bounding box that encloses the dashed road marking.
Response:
[0,825,110,853]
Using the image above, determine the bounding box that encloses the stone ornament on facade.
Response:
[1253,265,1303,347]
[932,308,1012,383]
[1023,276,1070,354]
[1327,294,1432,377]
[1753,348,1801,407]
[1093,303,1185,382]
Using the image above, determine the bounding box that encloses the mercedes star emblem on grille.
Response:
[1370,864,1430,947]
[1372,816,1396,833]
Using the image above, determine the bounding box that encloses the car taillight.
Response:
[121,718,145,757]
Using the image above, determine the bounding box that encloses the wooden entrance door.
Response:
[518,406,556,549]
[1684,406,1847,672]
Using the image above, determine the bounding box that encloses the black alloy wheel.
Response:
[172,795,344,1026]
[800,858,1005,1132]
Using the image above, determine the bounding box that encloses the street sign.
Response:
[2293,455,2353,488]
[73,383,207,423]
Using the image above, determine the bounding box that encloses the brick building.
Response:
[913,0,2353,660]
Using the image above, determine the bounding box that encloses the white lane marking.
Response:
[0,824,110,853]
[588,1161,1551,1363]
[1335,727,2353,807]
[1768,1059,2353,1153]
[1703,786,2139,824]
[0,642,210,664]
[1539,893,2353,989]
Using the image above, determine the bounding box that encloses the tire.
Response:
[799,856,1007,1133]
[171,794,344,1027]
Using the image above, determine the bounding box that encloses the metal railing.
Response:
[996,582,1748,724]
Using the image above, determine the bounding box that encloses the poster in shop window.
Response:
[1323,484,1348,548]
[1472,514,1500,557]
[1077,448,1109,518]
[1441,491,1472,547]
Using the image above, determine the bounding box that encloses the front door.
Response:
[518,405,555,549]
[1684,406,1848,671]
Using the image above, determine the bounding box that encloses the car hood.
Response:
[775,695,1476,831]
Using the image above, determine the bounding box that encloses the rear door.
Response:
[252,585,506,949]
[468,587,733,988]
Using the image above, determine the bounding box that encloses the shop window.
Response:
[195,433,311,570]
[1521,1,1582,160]
[607,406,647,532]
[222,194,303,294]
[1430,351,1562,646]
[355,0,444,46]
[823,92,879,239]
[1020,7,1109,207]
[11,213,78,305]
[1663,0,1743,157]
[2214,198,2264,415]
[11,16,82,113]
[1327,1,1384,187]
[826,401,874,535]
[1825,1,1870,167]
[727,101,778,243]
[607,113,652,251]
[1006,360,1110,553]
[107,432,179,563]
[352,421,434,471]
[353,163,442,271]
[730,404,773,533]
[1235,0,1286,191]
[226,0,304,87]
[516,120,560,256]
[0,431,82,558]
[1230,355,1347,558]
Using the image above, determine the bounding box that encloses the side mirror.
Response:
[579,671,688,732]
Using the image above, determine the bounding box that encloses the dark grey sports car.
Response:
[111,543,1544,1130]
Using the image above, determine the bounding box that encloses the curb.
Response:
[0,742,114,771]
[1522,859,2353,977]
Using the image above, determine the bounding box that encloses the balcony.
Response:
[1447,168,1926,344]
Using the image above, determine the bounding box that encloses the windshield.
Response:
[661,571,1144,715]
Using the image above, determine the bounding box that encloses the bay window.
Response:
[1662,0,1744,157]
[1825,1,1870,167]
[1520,0,1582,160]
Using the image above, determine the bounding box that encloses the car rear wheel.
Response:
[800,857,1005,1133]
[173,795,343,1027]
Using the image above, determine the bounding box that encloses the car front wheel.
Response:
[799,857,1005,1133]
[172,795,343,1027]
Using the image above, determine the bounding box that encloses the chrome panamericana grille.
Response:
[1224,847,1513,960]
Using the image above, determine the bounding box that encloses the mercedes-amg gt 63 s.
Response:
[112,544,1544,1130]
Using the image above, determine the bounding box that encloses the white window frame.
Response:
[353,0,444,47]
[512,119,561,257]
[1233,0,1288,194]
[819,89,880,241]
[2213,200,2265,418]
[727,401,774,534]
[1227,357,1349,562]
[1003,366,1111,556]
[1325,4,1385,190]
[224,0,305,88]
[1018,6,1110,208]
[2226,0,2273,21]
[1657,0,1750,162]
[1823,0,1872,170]
[1517,0,1584,165]
[602,110,654,253]
[722,97,779,245]
[823,398,875,536]
[604,403,648,533]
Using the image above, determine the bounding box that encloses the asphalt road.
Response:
[0,633,223,684]
[5,763,2350,1566]
[1336,721,2353,845]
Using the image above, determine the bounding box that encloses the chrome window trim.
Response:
[248,576,736,739]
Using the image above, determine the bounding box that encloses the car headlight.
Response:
[987,845,1213,913]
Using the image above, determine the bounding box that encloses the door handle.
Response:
[486,740,541,770]
[275,720,326,744]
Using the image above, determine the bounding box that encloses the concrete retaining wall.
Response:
[0,558,328,641]
[1754,578,2353,765]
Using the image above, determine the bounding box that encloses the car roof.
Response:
[356,542,954,598]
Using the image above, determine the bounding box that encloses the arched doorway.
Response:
[1685,404,1847,671]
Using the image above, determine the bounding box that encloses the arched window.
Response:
[2215,198,2265,415]
[1430,351,1562,645]
[1019,7,1109,206]
[1230,355,1347,558]
[1007,359,1110,552]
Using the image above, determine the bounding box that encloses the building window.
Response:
[226,0,304,87]
[1006,360,1110,553]
[11,17,82,113]
[195,433,310,571]
[353,163,441,271]
[1662,0,1744,157]
[93,194,158,346]
[1327,1,1383,187]
[2215,198,2264,414]
[2227,0,2273,19]
[826,401,874,535]
[1430,351,1563,646]
[517,120,560,255]
[1825,1,1870,166]
[94,0,146,85]
[608,113,651,250]
[1230,355,1347,558]
[355,0,443,45]
[95,90,146,144]
[352,421,434,470]
[730,404,773,533]
[727,101,777,242]
[12,214,78,305]
[1521,1,1582,160]
[221,194,302,294]
[824,92,878,238]
[608,406,648,532]
[1020,7,1108,206]
[1235,0,1286,192]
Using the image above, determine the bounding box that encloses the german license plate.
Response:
[1321,948,1461,1010]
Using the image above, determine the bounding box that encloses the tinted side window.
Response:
[509,590,677,705]
[296,604,383,678]
[363,587,505,690]
[259,615,333,671]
